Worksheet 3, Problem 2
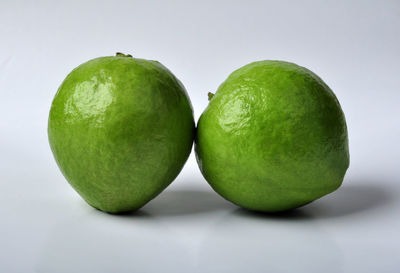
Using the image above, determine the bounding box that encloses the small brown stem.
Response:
[116,52,133,57]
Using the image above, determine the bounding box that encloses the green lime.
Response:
[48,53,195,213]
[195,60,349,212]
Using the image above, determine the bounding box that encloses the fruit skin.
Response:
[48,54,195,213]
[195,60,349,212]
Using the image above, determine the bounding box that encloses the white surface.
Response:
[1,1,400,272]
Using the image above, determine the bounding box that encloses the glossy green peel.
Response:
[48,54,195,213]
[195,60,349,212]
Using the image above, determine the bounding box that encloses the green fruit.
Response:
[48,53,195,213]
[195,60,349,212]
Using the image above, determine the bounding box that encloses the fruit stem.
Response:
[116,52,133,58]
[208,92,214,101]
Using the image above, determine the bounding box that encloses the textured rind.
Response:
[195,60,349,212]
[48,56,195,213]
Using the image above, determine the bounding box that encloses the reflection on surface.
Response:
[198,209,341,273]
[35,183,395,273]
[35,188,233,273]
[35,206,192,273]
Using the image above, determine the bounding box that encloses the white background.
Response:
[1,1,399,272]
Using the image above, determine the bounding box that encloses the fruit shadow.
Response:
[109,179,395,220]
[111,188,235,217]
[233,181,395,220]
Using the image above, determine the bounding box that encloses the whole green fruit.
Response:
[48,53,195,213]
[195,60,349,212]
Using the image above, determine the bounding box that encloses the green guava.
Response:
[48,53,195,213]
[195,60,349,212]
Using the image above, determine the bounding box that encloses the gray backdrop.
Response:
[1,1,399,272]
